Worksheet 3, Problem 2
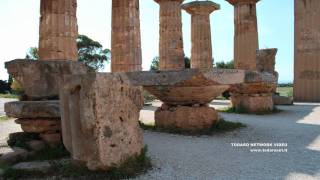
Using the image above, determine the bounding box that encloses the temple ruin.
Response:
[4,0,282,171]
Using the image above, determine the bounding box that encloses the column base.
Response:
[231,93,274,113]
[155,104,219,131]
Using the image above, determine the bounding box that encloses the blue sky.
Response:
[0,0,294,83]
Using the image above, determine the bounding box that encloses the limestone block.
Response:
[15,119,61,134]
[231,94,274,113]
[5,101,60,118]
[273,94,293,105]
[39,133,61,147]
[12,161,52,173]
[60,73,144,170]
[155,105,219,131]
[256,48,278,73]
[5,59,89,100]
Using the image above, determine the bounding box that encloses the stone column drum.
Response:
[39,0,78,61]
[294,0,320,102]
[155,0,185,70]
[227,0,276,113]
[226,0,259,70]
[111,0,142,72]
[182,1,220,69]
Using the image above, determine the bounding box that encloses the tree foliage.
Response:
[24,35,110,71]
[25,47,39,60]
[150,56,191,71]
[77,35,110,71]
[215,60,235,69]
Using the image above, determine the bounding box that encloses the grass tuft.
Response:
[139,119,246,136]
[0,116,13,121]
[0,93,18,99]
[218,106,282,115]
[2,146,152,180]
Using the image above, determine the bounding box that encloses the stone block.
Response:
[273,94,293,105]
[5,101,60,118]
[60,73,144,170]
[231,94,274,113]
[12,161,52,173]
[155,104,219,131]
[15,119,61,134]
[39,133,61,147]
[0,148,29,165]
[5,59,89,100]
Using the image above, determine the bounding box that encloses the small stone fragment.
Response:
[12,161,52,173]
[26,140,46,151]
[40,133,61,147]
[16,119,61,134]
[0,147,29,165]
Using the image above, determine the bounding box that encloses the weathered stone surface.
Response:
[294,0,320,102]
[124,69,277,87]
[26,140,46,152]
[229,82,276,95]
[124,69,276,106]
[0,148,29,165]
[182,1,220,69]
[231,93,274,113]
[39,0,78,61]
[226,0,260,70]
[12,161,52,173]
[256,48,278,73]
[15,119,61,134]
[155,105,219,131]
[155,0,185,70]
[39,133,61,147]
[5,101,60,118]
[60,73,144,170]
[111,0,142,72]
[5,59,89,100]
[273,94,293,105]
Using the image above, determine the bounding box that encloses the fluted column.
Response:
[155,0,185,70]
[39,0,78,61]
[111,0,142,72]
[182,1,220,69]
[226,0,259,70]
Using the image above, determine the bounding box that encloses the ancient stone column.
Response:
[155,0,185,70]
[226,0,259,70]
[294,0,320,102]
[39,0,78,61]
[182,1,220,69]
[111,0,142,72]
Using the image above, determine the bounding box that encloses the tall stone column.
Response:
[182,1,220,69]
[155,0,185,70]
[226,0,259,70]
[294,0,320,102]
[111,0,142,72]
[39,0,78,61]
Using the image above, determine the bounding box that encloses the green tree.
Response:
[215,60,235,69]
[25,47,39,60]
[25,35,110,71]
[77,35,110,71]
[150,56,191,71]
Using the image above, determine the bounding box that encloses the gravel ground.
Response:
[0,99,319,179]
[139,100,320,180]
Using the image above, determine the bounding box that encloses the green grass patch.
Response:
[0,93,18,99]
[2,147,152,180]
[218,106,282,115]
[139,119,246,136]
[277,87,293,98]
[0,116,13,121]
